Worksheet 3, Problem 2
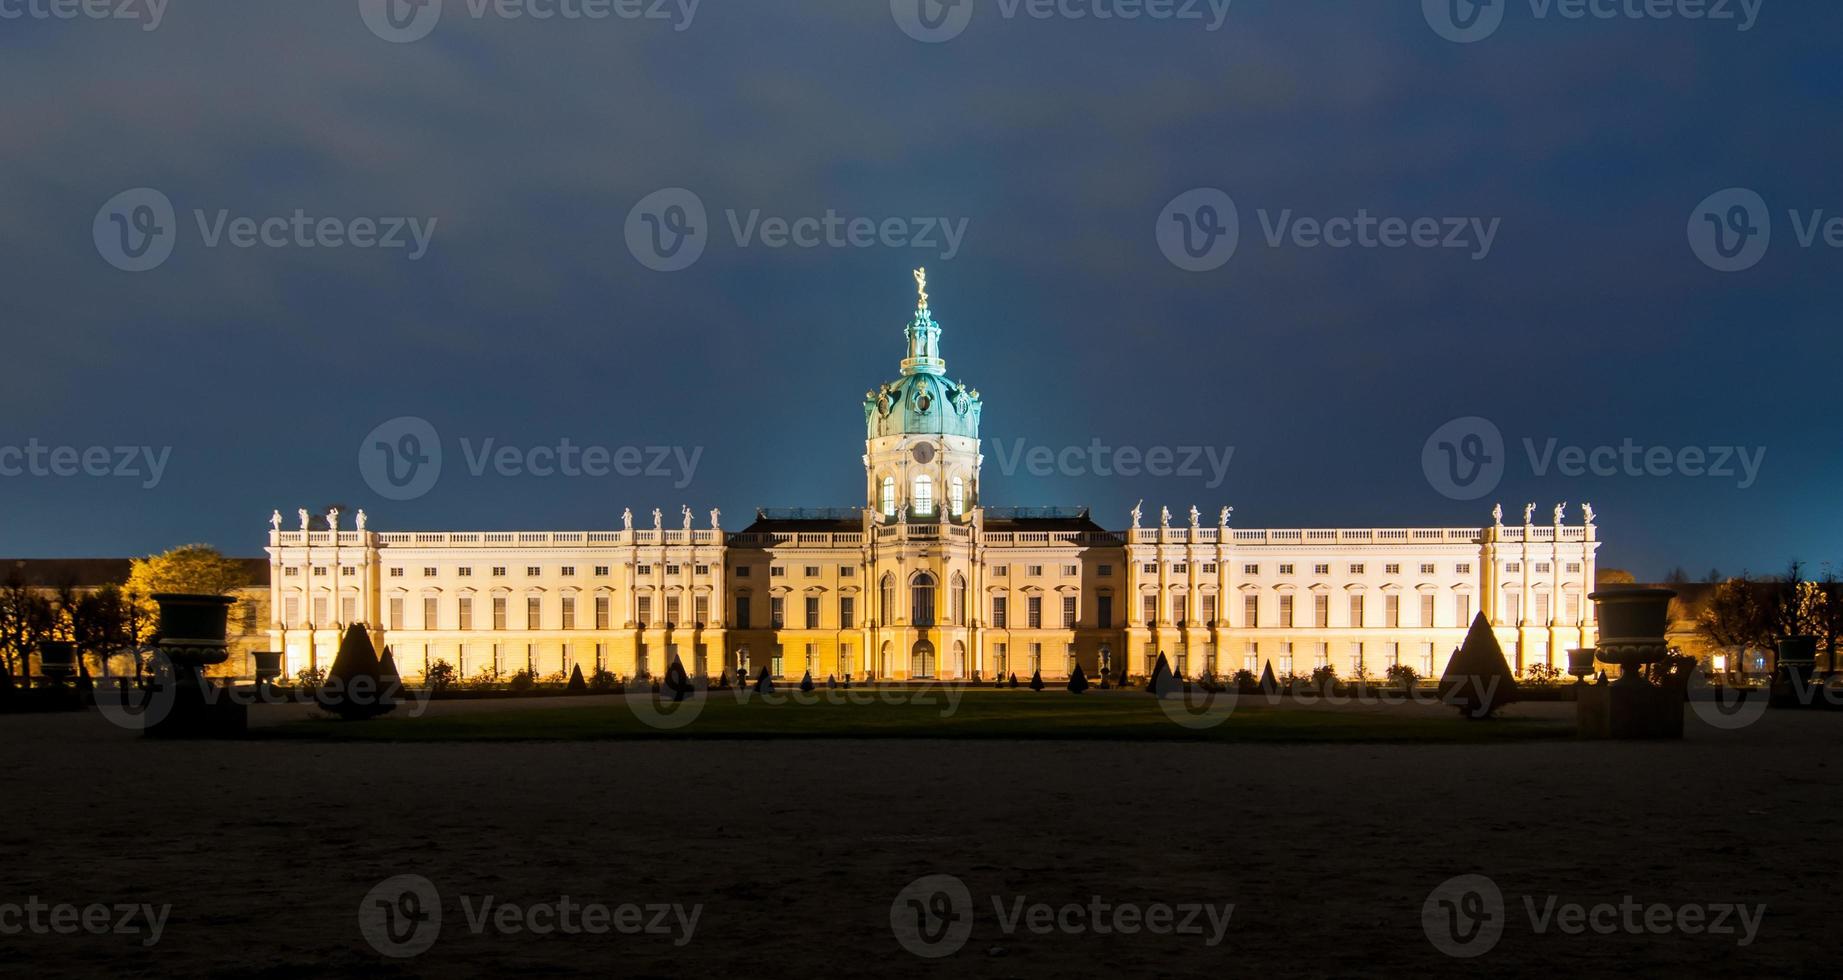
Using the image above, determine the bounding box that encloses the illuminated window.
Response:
[950,477,965,516]
[881,476,896,516]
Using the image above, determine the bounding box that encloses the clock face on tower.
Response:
[911,442,936,464]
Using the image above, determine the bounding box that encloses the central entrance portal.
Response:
[910,639,936,679]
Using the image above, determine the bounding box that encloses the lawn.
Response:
[258,688,1575,743]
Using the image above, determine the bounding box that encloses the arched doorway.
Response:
[911,639,936,679]
[877,640,892,680]
[951,640,966,679]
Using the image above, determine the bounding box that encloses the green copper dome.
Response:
[864,279,982,440]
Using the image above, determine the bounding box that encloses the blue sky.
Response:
[1,0,1838,578]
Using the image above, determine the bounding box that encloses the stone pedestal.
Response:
[1577,676,1685,739]
[1577,587,1683,740]
[1771,636,1818,709]
[144,594,247,740]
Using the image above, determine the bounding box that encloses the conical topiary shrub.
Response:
[317,624,396,720]
[754,665,775,694]
[800,669,815,693]
[1067,663,1089,694]
[1007,672,1019,689]
[663,658,693,702]
[1439,613,1519,719]
[1258,660,1278,695]
[826,674,836,689]
[379,646,403,704]
[566,663,588,694]
[1147,652,1178,698]
[1029,668,1045,692]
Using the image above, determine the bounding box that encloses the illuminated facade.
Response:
[265,276,1602,682]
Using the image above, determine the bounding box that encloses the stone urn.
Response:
[1566,648,1597,682]
[146,593,245,739]
[38,640,77,681]
[1590,587,1677,684]
[252,651,285,687]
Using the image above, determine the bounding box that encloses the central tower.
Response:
[863,269,983,523]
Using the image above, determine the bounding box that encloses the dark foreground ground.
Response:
[3,698,1836,978]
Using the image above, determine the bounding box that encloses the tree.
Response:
[126,545,248,625]
[1699,576,1773,659]
[0,575,55,683]
[425,658,457,692]
[1664,566,1690,584]
[1598,568,1637,586]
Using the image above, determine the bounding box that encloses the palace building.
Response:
[264,274,1603,683]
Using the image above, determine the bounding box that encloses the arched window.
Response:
[913,475,934,516]
[880,573,896,623]
[880,476,896,517]
[950,477,965,517]
[951,574,966,625]
[912,572,937,627]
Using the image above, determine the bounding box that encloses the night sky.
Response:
[2,0,1837,578]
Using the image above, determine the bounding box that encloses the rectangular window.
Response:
[458,567,473,578]
[1312,594,1328,628]
[1313,563,1329,575]
[1279,563,1295,575]
[341,597,357,624]
[1350,563,1365,575]
[1349,594,1364,628]
[313,597,328,624]
[770,597,784,629]
[1535,563,1551,574]
[735,596,750,628]
[1243,563,1259,575]
[1203,594,1217,625]
[734,566,749,577]
[1244,641,1258,673]
[1505,562,1521,573]
[1385,594,1401,628]
[285,597,301,626]
[1202,563,1218,574]
[458,597,472,631]
[839,567,855,578]
[526,566,540,576]
[992,596,1007,628]
[595,596,610,630]
[1062,595,1077,628]
[805,596,820,629]
[386,568,401,578]
[1455,593,1472,625]
[1315,642,1330,669]
[1536,592,1551,624]
[1174,563,1188,574]
[840,596,856,630]
[1143,563,1157,574]
[561,566,576,577]
[422,597,438,631]
[992,565,1008,577]
[694,596,708,625]
[388,597,403,630]
[1143,595,1157,624]
[1027,596,1042,628]
[1244,594,1259,628]
[804,566,820,578]
[595,565,610,576]
[770,566,786,578]
[1027,565,1044,577]
[637,596,651,628]
[1280,594,1295,628]
[1061,564,1078,577]
[1504,592,1521,625]
[1174,595,1187,624]
[561,596,576,630]
[1421,564,1437,575]
[1420,593,1435,629]
[1457,563,1473,574]
[1098,595,1113,629]
[1565,593,1580,623]
[1098,564,1113,577]
[528,596,543,630]
[488,597,506,631]
[665,596,679,626]
[695,564,710,575]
